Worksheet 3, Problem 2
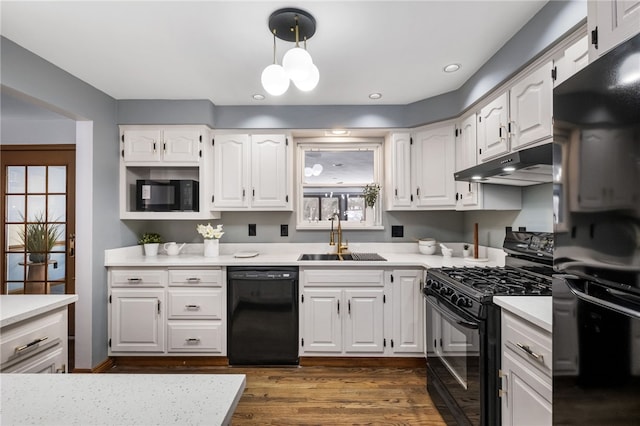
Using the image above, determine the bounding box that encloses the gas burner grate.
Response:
[438,266,552,296]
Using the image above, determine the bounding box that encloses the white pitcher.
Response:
[163,242,186,256]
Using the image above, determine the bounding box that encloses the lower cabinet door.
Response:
[110,289,165,353]
[301,288,342,353]
[2,346,65,373]
[502,350,552,426]
[167,322,223,353]
[344,289,384,353]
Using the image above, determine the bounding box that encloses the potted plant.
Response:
[18,212,62,263]
[138,232,163,256]
[362,183,381,225]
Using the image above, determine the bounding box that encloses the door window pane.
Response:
[6,166,25,193]
[48,166,66,193]
[26,196,46,221]
[5,196,24,222]
[27,166,46,193]
[48,195,67,222]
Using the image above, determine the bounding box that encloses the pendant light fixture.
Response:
[262,8,319,96]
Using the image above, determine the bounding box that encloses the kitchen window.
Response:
[296,139,383,230]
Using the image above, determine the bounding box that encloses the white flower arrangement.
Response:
[196,223,224,239]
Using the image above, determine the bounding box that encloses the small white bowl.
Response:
[419,238,436,246]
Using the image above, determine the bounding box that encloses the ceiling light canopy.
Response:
[444,63,461,73]
[261,8,319,96]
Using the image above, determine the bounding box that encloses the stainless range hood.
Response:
[454,143,552,186]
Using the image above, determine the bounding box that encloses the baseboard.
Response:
[300,357,426,368]
[112,356,230,367]
[72,357,115,374]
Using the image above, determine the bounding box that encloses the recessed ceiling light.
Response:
[443,63,461,73]
[252,94,265,100]
[369,93,382,100]
[330,129,349,136]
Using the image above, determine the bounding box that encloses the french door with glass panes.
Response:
[1,145,76,301]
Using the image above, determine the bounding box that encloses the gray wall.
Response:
[1,37,128,368]
[1,119,76,144]
[463,183,553,248]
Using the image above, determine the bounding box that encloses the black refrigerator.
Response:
[552,33,640,424]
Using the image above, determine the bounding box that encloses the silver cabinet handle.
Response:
[185,338,201,343]
[185,304,200,310]
[127,278,142,283]
[516,342,544,364]
[16,336,48,354]
[186,277,201,283]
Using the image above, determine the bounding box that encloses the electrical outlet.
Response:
[248,224,256,236]
[391,225,404,238]
[280,224,288,237]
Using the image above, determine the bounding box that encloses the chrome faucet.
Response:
[329,212,349,256]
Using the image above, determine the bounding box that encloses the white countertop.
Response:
[0,295,78,328]
[105,242,505,269]
[494,296,552,332]
[0,373,246,426]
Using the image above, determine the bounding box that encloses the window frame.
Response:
[295,138,384,230]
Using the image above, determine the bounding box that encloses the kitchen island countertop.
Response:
[494,296,552,332]
[1,373,246,426]
[0,294,78,328]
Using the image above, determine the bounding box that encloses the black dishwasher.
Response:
[227,266,299,365]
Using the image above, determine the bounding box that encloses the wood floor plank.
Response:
[105,365,446,425]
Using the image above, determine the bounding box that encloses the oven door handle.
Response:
[426,295,479,330]
[564,279,640,320]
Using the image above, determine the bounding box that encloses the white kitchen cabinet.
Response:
[212,134,291,210]
[477,93,510,162]
[588,0,640,61]
[1,303,70,374]
[122,127,203,164]
[454,113,522,211]
[108,267,225,356]
[509,61,554,151]
[389,269,424,354]
[500,311,552,426]
[477,61,553,162]
[118,125,219,220]
[300,268,385,355]
[553,34,589,87]
[385,132,413,208]
[385,124,456,211]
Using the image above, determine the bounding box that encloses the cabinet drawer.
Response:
[167,322,223,353]
[111,269,167,287]
[1,309,66,368]
[169,269,222,287]
[167,289,223,319]
[302,269,384,287]
[502,311,552,376]
[2,346,65,373]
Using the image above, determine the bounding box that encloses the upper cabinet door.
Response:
[123,129,162,163]
[413,124,456,208]
[589,0,640,60]
[509,61,553,151]
[386,133,413,208]
[213,134,250,208]
[455,113,477,172]
[554,35,589,87]
[477,93,509,162]
[162,129,202,163]
[250,134,289,208]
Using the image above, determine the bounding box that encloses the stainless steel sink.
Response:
[298,253,386,261]
[298,253,353,261]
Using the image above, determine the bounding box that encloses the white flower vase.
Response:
[203,239,219,257]
[365,206,375,226]
[144,243,159,256]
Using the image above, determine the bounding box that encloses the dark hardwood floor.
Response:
[106,364,447,425]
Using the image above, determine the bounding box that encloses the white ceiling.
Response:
[1,1,548,107]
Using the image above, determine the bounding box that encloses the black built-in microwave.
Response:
[135,179,199,212]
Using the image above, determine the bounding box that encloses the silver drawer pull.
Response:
[516,342,544,363]
[185,338,201,343]
[16,336,48,353]
[186,277,201,283]
[127,278,142,283]
[185,304,200,310]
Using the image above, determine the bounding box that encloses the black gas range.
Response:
[423,228,553,426]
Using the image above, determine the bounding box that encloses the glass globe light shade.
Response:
[304,167,313,177]
[282,47,313,82]
[312,163,323,176]
[293,63,320,91]
[261,64,290,96]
